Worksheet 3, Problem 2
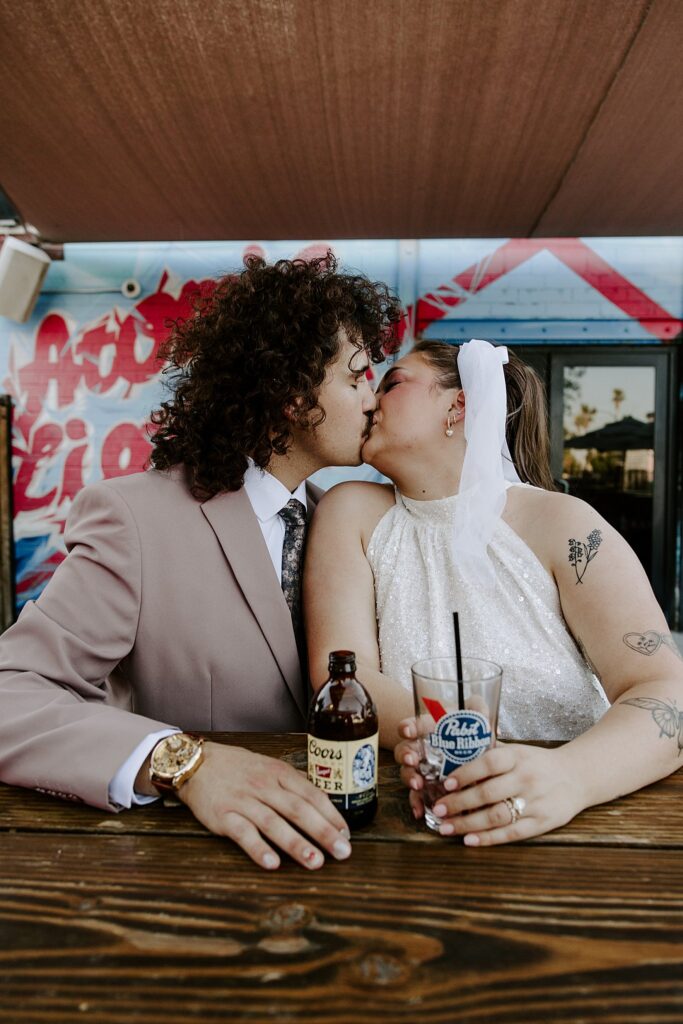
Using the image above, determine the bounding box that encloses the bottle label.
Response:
[307,732,378,812]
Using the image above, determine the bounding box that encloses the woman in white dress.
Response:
[304,339,683,845]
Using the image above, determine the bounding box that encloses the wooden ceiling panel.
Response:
[536,0,683,236]
[0,0,677,241]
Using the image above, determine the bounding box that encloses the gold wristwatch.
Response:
[149,733,205,794]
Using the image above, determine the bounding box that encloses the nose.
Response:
[361,378,377,413]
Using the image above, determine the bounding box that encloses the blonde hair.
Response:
[413,340,555,491]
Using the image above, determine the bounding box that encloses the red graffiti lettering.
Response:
[101,423,152,480]
[4,272,218,420]
[60,419,90,503]
[16,314,81,417]
[12,422,62,512]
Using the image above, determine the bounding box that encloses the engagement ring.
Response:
[504,795,526,824]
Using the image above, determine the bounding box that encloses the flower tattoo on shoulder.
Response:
[567,528,603,584]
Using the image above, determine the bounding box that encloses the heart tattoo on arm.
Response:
[623,631,683,662]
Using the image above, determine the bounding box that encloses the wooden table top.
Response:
[1,732,682,1023]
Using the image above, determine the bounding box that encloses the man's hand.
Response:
[170,742,352,869]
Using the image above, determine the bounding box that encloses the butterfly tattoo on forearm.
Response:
[621,697,683,756]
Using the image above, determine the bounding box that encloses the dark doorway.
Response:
[511,346,678,625]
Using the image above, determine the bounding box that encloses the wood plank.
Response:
[0,834,681,1022]
[1,734,682,848]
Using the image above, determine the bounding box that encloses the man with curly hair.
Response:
[0,254,402,871]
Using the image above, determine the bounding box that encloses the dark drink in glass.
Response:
[307,650,378,829]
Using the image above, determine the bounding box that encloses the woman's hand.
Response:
[395,721,585,845]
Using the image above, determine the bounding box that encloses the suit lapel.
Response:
[200,488,306,718]
[305,480,323,521]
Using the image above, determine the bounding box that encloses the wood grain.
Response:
[0,834,681,1023]
[1,734,682,849]
[1,733,682,1021]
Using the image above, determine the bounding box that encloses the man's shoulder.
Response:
[91,465,190,500]
[71,467,198,521]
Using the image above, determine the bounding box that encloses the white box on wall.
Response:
[0,237,51,322]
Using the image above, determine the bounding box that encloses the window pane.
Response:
[563,365,655,574]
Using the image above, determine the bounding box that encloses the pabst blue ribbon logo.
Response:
[422,698,492,775]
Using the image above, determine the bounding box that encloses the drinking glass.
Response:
[411,657,503,833]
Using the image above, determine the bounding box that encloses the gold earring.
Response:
[445,412,454,437]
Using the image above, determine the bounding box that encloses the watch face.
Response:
[153,734,199,777]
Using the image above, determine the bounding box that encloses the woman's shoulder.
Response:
[505,484,612,572]
[312,480,395,548]
[316,479,394,510]
[508,485,606,529]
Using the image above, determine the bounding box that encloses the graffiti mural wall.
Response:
[0,237,681,609]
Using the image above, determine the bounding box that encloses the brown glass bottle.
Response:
[307,650,378,829]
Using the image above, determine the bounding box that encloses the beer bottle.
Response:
[307,650,378,829]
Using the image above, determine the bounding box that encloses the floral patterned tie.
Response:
[278,498,308,638]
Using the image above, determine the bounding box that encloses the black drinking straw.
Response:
[453,611,465,709]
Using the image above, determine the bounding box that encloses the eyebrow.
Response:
[377,366,404,390]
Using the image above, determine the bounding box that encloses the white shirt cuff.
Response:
[108,728,181,809]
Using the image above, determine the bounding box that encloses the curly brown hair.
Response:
[149,253,402,499]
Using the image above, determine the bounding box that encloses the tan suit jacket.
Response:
[0,466,321,810]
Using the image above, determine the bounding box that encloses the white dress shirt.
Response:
[108,462,307,809]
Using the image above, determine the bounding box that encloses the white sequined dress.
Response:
[366,485,609,740]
